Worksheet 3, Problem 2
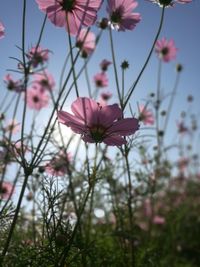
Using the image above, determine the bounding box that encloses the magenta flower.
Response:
[58,97,139,146]
[76,28,96,57]
[149,0,192,7]
[0,21,5,39]
[26,84,49,110]
[33,70,55,91]
[107,0,141,31]
[155,38,178,62]
[27,46,49,68]
[100,59,112,72]
[177,121,189,134]
[138,105,154,125]
[94,72,109,88]
[45,151,72,176]
[4,74,24,93]
[36,0,103,36]
[0,181,14,200]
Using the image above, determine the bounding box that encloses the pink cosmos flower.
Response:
[153,215,165,225]
[138,105,154,125]
[149,0,192,7]
[100,59,112,72]
[94,72,109,88]
[33,70,55,91]
[0,21,5,39]
[27,46,49,68]
[76,28,96,57]
[0,181,14,200]
[155,38,178,62]
[107,0,141,31]
[58,97,139,146]
[4,74,24,93]
[45,151,72,176]
[36,0,103,36]
[26,84,49,110]
[5,119,20,134]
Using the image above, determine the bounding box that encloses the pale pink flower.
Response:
[76,28,96,57]
[26,84,49,110]
[94,72,109,88]
[100,59,112,72]
[45,151,72,176]
[153,215,165,225]
[5,119,20,134]
[107,0,141,31]
[149,0,192,7]
[4,74,24,93]
[58,97,139,146]
[33,70,55,91]
[0,21,5,39]
[27,46,49,68]
[0,181,14,200]
[138,105,154,125]
[155,38,178,62]
[36,0,103,36]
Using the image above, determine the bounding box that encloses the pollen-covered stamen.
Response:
[60,0,75,11]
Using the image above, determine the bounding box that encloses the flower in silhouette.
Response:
[76,28,96,57]
[0,21,5,39]
[58,97,139,146]
[36,0,103,36]
[107,0,141,31]
[27,46,49,68]
[100,59,112,72]
[26,84,49,110]
[155,38,178,62]
[4,74,24,93]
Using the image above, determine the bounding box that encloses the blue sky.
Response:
[0,0,199,206]
[0,0,199,145]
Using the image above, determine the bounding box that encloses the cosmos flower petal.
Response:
[103,135,127,146]
[71,97,99,125]
[108,118,139,136]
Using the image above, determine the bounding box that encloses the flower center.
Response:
[110,7,123,24]
[33,96,39,103]
[161,47,169,56]
[90,126,106,143]
[159,0,173,6]
[60,0,75,11]
[0,184,7,194]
